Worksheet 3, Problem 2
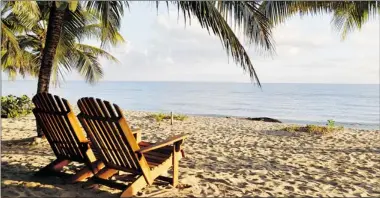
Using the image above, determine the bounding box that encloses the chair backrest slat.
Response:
[32,93,87,161]
[78,101,115,166]
[77,97,142,171]
[88,99,132,168]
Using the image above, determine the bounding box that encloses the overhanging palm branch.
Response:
[260,1,380,40]
[331,1,379,40]
[84,1,128,48]
[174,1,275,86]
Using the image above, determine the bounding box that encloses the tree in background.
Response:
[1,1,125,137]
[2,1,122,86]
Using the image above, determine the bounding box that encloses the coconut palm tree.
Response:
[2,1,125,137]
[36,1,128,94]
[2,3,122,85]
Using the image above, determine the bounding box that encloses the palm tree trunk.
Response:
[36,2,66,137]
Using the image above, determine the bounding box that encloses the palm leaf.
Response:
[260,1,379,40]
[84,1,128,48]
[176,1,270,86]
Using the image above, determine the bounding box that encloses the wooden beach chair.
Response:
[32,93,104,182]
[77,97,187,197]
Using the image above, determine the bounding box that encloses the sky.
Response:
[2,2,379,84]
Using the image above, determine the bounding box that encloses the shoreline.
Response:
[120,109,380,131]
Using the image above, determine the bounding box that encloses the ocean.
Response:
[2,80,379,130]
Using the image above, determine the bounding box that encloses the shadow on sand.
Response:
[1,162,121,197]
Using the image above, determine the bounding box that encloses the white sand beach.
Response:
[1,110,380,197]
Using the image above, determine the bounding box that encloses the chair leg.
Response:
[97,168,119,179]
[35,159,70,176]
[172,152,179,187]
[67,166,93,183]
[68,157,105,183]
[120,175,148,198]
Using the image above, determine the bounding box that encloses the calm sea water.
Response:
[2,81,379,130]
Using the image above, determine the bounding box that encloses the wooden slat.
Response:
[78,99,110,164]
[41,110,70,157]
[102,100,137,168]
[144,153,170,163]
[46,95,78,158]
[45,94,79,158]
[33,111,61,156]
[39,93,72,157]
[78,98,141,170]
[136,135,187,154]
[36,95,69,157]
[112,104,141,169]
[79,99,117,165]
[84,98,122,167]
[95,99,134,169]
[56,97,83,158]
[61,97,86,142]
[60,98,87,159]
[87,98,125,167]
[78,114,110,163]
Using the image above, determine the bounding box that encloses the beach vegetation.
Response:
[327,119,336,128]
[282,122,344,135]
[148,113,188,122]
[1,95,34,118]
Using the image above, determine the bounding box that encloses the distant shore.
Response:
[2,110,380,197]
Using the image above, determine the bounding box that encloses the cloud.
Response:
[97,9,380,84]
[4,4,378,84]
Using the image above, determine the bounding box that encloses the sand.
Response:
[2,110,380,197]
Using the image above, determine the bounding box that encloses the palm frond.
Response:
[216,1,274,53]
[331,1,379,40]
[74,49,104,84]
[260,1,379,40]
[11,1,40,29]
[75,43,119,63]
[1,21,20,51]
[84,1,128,48]
[177,1,264,86]
[80,23,125,46]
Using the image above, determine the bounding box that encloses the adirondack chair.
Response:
[32,93,105,182]
[77,97,187,197]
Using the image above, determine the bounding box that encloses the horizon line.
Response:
[2,79,379,85]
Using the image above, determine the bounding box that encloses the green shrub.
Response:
[282,125,300,133]
[1,95,34,118]
[282,122,344,135]
[148,113,188,122]
[327,119,335,128]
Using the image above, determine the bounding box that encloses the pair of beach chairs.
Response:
[32,93,187,197]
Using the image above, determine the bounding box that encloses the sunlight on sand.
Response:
[2,110,380,197]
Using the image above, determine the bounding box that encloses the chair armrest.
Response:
[135,134,187,154]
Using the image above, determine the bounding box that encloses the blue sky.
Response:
[2,2,379,84]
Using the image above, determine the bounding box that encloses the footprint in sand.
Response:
[284,185,295,192]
